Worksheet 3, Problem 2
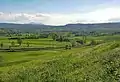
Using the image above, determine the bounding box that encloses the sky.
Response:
[0,0,120,25]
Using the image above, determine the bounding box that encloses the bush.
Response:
[90,40,96,45]
[11,41,15,47]
[71,41,80,47]
[89,40,105,46]
[17,38,22,46]
[76,40,84,45]
[39,34,49,38]
[65,44,72,50]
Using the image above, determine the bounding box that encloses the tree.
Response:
[26,42,30,47]
[50,33,59,41]
[17,38,22,46]
[65,45,69,50]
[82,31,87,44]
[0,42,3,48]
[58,36,64,42]
[68,44,72,49]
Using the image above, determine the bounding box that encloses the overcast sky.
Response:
[0,0,120,25]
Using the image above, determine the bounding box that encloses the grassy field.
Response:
[0,38,70,48]
[0,35,120,82]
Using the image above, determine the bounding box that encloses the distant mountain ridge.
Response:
[0,22,120,28]
[65,22,120,28]
[0,22,120,32]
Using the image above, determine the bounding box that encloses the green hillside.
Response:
[0,35,120,82]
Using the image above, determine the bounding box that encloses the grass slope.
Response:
[0,42,120,82]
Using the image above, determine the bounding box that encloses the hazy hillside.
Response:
[65,22,120,28]
[0,22,120,32]
[0,22,120,28]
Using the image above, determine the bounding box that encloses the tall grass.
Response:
[0,42,120,82]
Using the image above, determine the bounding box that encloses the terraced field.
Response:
[0,38,70,48]
[0,36,120,82]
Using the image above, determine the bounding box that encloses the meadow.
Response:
[0,35,120,82]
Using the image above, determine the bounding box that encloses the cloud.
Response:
[0,7,120,25]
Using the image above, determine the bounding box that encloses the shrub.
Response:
[17,38,22,46]
[11,41,15,47]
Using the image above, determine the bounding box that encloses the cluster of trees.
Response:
[6,29,22,37]
[73,31,120,37]
[49,32,89,49]
[50,32,72,42]
[0,28,6,36]
[0,29,107,50]
[89,40,105,45]
[0,38,30,48]
[11,38,29,47]
[8,32,50,39]
[39,34,49,38]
